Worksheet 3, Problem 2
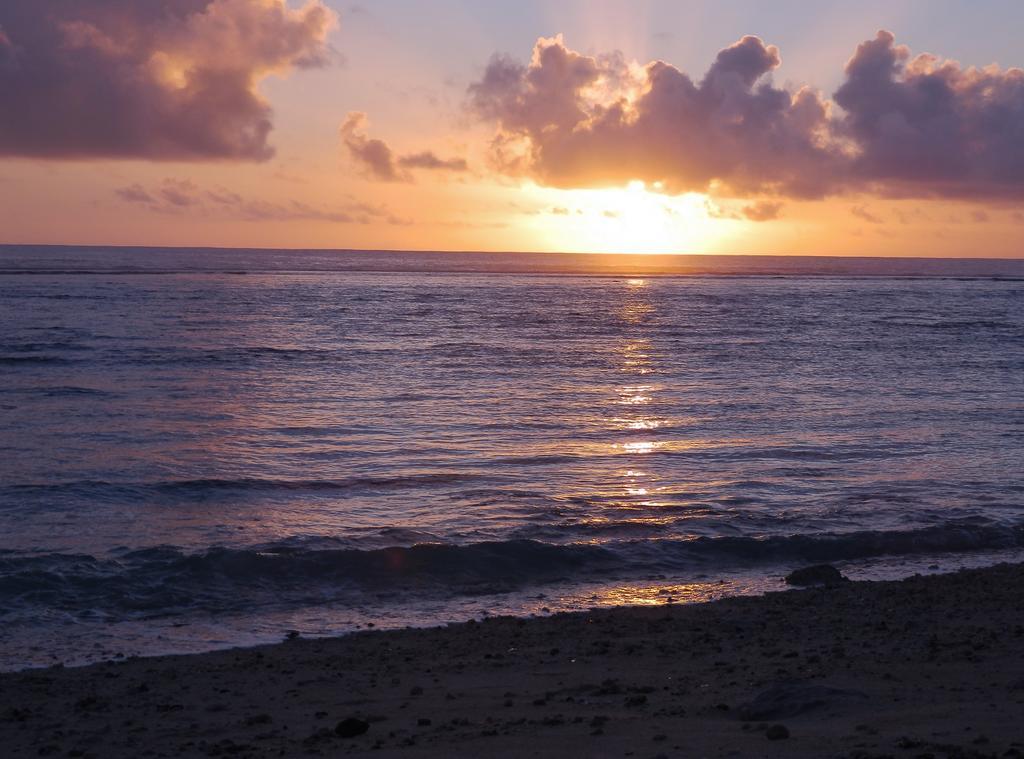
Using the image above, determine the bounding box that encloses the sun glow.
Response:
[525,181,732,254]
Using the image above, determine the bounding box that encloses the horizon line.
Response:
[2,242,1024,263]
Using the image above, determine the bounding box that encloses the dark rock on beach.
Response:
[335,717,370,738]
[738,682,868,720]
[785,564,848,586]
[766,724,791,740]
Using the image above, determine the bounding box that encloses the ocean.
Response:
[1,245,1023,670]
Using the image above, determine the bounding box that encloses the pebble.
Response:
[335,717,370,738]
[766,724,790,740]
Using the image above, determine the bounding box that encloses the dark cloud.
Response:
[835,31,1024,199]
[468,31,1024,202]
[340,111,468,181]
[114,178,407,224]
[0,1,335,161]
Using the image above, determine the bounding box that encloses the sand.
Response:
[3,563,1024,758]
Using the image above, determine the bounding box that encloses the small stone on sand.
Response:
[335,717,370,738]
[766,724,790,740]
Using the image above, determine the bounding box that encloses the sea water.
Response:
[1,246,1022,669]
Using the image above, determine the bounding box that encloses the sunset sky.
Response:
[3,0,1024,256]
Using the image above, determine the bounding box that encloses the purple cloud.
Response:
[114,183,155,204]
[159,179,200,207]
[340,112,409,182]
[340,111,468,181]
[114,178,408,225]
[0,1,335,161]
[397,152,469,172]
[835,31,1024,198]
[468,31,1024,202]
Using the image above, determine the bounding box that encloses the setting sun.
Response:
[522,181,733,254]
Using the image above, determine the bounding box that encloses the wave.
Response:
[1,520,1021,619]
[0,355,73,366]
[873,316,1018,330]
[96,346,342,366]
[0,473,479,501]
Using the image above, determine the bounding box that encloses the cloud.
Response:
[468,31,1024,202]
[742,200,783,221]
[467,34,840,198]
[834,31,1024,199]
[0,1,335,161]
[704,200,740,220]
[851,204,884,224]
[397,152,468,172]
[702,198,782,221]
[340,112,409,182]
[114,184,155,204]
[159,178,201,207]
[340,111,468,181]
[114,178,407,224]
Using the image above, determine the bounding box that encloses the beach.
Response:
[3,562,1023,758]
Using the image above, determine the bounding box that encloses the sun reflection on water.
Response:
[586,579,750,607]
[610,278,668,504]
[616,418,660,430]
[617,440,660,454]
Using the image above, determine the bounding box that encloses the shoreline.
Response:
[3,563,1024,757]
[6,545,1023,673]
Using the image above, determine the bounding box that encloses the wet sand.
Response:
[3,563,1024,758]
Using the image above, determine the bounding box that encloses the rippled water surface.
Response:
[2,246,1023,668]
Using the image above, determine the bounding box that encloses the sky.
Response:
[2,0,1024,257]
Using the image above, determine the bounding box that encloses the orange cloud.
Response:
[742,201,784,221]
[468,32,1024,202]
[468,34,838,198]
